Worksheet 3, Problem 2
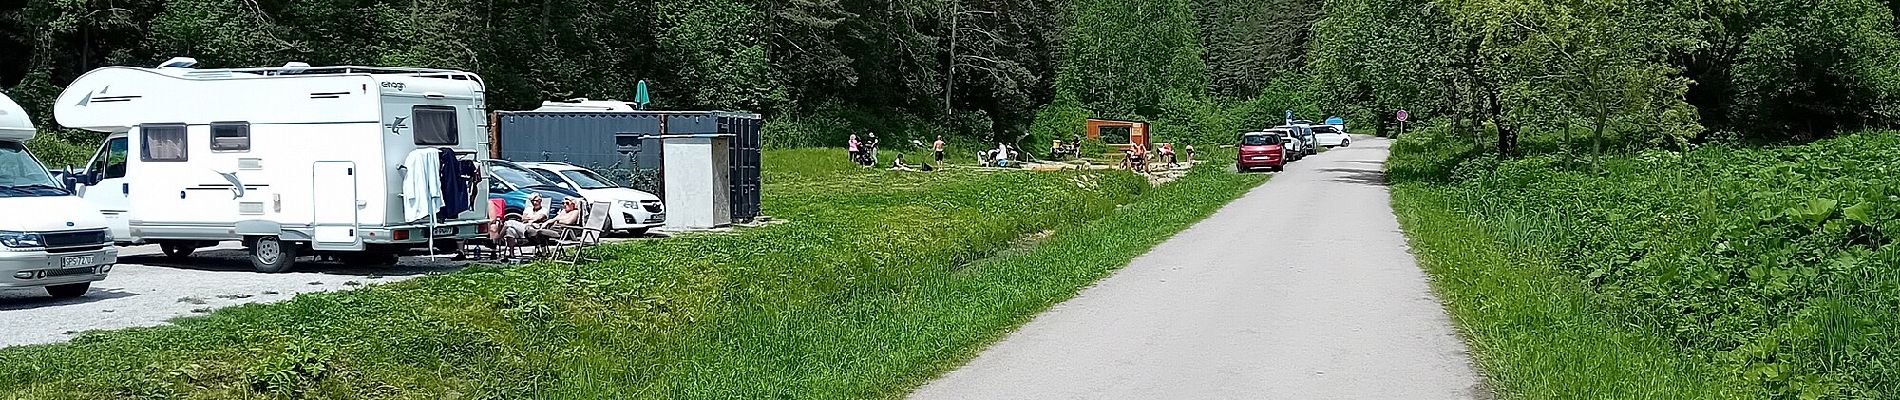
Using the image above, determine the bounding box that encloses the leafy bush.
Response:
[1390,131,1900,398]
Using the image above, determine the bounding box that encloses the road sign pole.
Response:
[1394,109,1410,138]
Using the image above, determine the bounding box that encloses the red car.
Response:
[1236,131,1288,171]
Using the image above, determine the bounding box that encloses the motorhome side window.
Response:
[413,106,458,145]
[139,124,188,162]
[210,122,250,151]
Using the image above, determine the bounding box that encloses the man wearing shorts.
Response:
[933,135,946,163]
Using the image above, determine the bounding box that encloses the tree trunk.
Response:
[1490,87,1515,157]
[945,1,958,115]
[1563,119,1572,165]
[1593,110,1607,169]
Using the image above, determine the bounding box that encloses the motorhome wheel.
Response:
[46,283,90,299]
[250,236,299,273]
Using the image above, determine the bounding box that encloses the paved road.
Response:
[912,137,1486,399]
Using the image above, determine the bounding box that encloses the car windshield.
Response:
[1241,134,1280,146]
[0,142,67,197]
[561,169,621,189]
[489,161,563,189]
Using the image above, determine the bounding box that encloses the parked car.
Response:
[485,160,581,218]
[522,162,666,235]
[1272,129,1306,161]
[1236,131,1290,171]
[1280,124,1320,155]
[1,91,117,298]
[1313,125,1351,147]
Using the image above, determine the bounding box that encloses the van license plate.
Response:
[62,255,96,268]
[432,227,456,236]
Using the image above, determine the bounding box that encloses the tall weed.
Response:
[1391,131,1900,398]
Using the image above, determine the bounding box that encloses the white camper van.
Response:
[55,59,491,273]
[0,91,117,298]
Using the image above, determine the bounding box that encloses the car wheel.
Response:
[160,242,195,259]
[46,283,90,299]
[250,236,299,273]
[1342,139,1351,147]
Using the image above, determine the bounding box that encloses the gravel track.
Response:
[911,136,1487,399]
[0,243,466,348]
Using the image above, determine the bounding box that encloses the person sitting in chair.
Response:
[536,198,584,230]
[493,194,551,244]
[522,194,550,224]
[487,198,514,243]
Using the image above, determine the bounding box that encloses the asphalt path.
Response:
[912,136,1487,399]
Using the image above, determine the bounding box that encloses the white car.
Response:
[1271,129,1306,161]
[1313,125,1351,147]
[522,162,666,235]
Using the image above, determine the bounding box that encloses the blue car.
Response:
[485,159,581,217]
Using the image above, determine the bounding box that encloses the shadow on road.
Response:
[120,249,465,277]
[0,287,138,310]
[1321,167,1389,186]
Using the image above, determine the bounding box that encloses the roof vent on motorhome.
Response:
[159,57,198,68]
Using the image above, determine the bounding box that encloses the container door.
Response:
[79,135,132,240]
[311,161,363,251]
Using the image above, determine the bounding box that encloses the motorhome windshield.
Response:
[1241,134,1280,146]
[0,142,67,197]
[490,162,563,189]
[560,170,621,189]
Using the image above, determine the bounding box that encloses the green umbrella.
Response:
[635,80,650,110]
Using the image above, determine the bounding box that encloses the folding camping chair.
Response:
[462,198,530,263]
[549,201,612,264]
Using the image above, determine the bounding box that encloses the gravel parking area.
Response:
[0,243,469,348]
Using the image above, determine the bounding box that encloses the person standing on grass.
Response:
[934,135,947,164]
[867,133,881,165]
[848,134,863,166]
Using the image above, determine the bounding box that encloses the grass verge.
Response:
[1392,187,1731,399]
[0,148,1262,399]
[1390,129,1900,399]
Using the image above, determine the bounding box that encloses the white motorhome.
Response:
[0,91,117,298]
[55,59,491,272]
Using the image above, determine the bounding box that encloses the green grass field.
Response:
[1389,130,1900,399]
[0,148,1264,399]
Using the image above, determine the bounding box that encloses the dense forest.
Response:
[5,0,1899,163]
